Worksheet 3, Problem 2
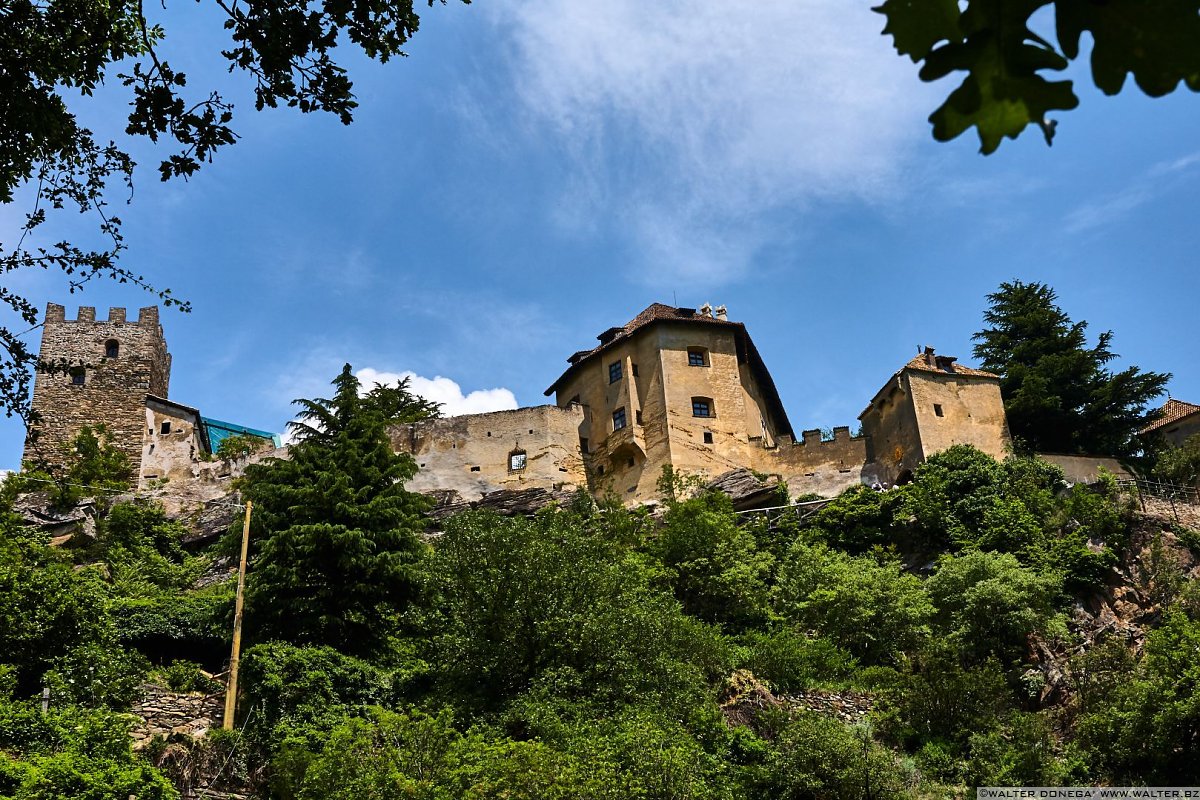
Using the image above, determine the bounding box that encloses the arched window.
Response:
[691,397,714,418]
[105,339,119,358]
[70,368,85,386]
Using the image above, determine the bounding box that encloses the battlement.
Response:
[44,303,160,326]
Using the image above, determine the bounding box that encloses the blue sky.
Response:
[3,1,1198,468]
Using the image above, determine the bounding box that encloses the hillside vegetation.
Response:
[0,374,1197,799]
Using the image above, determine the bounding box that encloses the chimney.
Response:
[699,302,713,318]
[714,304,727,321]
[924,345,936,368]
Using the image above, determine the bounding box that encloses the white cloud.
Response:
[1065,150,1200,234]
[486,0,931,284]
[356,367,518,417]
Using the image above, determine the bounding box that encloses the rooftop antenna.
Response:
[673,290,677,306]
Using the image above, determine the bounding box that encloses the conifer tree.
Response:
[241,365,433,653]
[972,281,1169,459]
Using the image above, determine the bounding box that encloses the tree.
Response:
[239,364,434,653]
[973,281,1169,459]
[1154,432,1200,486]
[876,0,1200,154]
[0,0,464,424]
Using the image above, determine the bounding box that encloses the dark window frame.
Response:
[691,397,714,418]
[687,347,709,367]
[612,407,627,431]
[608,361,622,384]
[105,340,119,358]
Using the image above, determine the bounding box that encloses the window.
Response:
[691,397,713,418]
[509,451,527,471]
[632,363,639,377]
[105,340,119,358]
[613,407,627,431]
[70,369,85,386]
[687,347,709,367]
[933,404,944,417]
[597,465,605,475]
[609,361,622,383]
[580,437,589,454]
[635,410,643,425]
[703,431,714,444]
[470,465,481,472]
[160,421,171,434]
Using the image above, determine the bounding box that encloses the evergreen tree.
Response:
[972,281,1169,458]
[241,365,433,653]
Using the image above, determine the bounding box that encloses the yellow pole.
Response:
[223,500,252,730]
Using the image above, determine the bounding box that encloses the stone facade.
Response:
[859,347,1009,486]
[1140,398,1200,449]
[25,300,1018,506]
[389,404,588,500]
[24,304,171,474]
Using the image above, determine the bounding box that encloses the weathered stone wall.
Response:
[906,370,1010,462]
[858,373,924,486]
[553,323,794,502]
[1037,453,1132,485]
[761,427,871,498]
[1158,413,1200,448]
[24,304,170,475]
[130,684,223,748]
[141,399,208,485]
[390,405,588,500]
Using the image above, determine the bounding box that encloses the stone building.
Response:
[27,300,1015,505]
[858,347,1010,485]
[394,303,1012,503]
[23,304,278,485]
[1140,398,1200,448]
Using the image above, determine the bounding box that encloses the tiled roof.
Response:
[1140,398,1200,434]
[547,303,737,387]
[902,353,1000,379]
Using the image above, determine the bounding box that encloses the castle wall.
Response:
[389,405,587,500]
[858,374,924,486]
[140,399,207,485]
[758,427,870,498]
[906,371,1009,462]
[24,304,171,475]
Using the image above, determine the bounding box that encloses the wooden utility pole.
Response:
[223,500,252,731]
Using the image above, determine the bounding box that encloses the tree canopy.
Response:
[876,0,1200,153]
[0,0,464,424]
[972,280,1169,459]
[240,364,436,653]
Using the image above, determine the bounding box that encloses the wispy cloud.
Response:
[1066,149,1200,234]
[357,368,518,416]
[485,0,932,285]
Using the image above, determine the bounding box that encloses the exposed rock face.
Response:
[13,492,98,540]
[426,486,581,520]
[706,468,785,511]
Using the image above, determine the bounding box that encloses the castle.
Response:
[24,301,1021,504]
[22,304,279,486]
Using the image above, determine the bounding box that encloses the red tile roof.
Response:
[1140,398,1200,434]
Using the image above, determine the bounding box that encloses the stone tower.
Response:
[22,303,171,473]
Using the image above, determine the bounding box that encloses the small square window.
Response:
[470,465,481,472]
[580,437,589,454]
[687,348,708,367]
[635,410,643,425]
[703,431,714,444]
[510,452,527,471]
[609,361,622,383]
[597,465,605,475]
[612,407,627,431]
[71,371,85,386]
[933,404,944,417]
[692,399,712,418]
[105,340,119,358]
[160,421,171,434]
[632,363,639,377]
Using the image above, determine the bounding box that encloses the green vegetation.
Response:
[0,366,1196,797]
[877,0,1200,154]
[973,281,1170,460]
